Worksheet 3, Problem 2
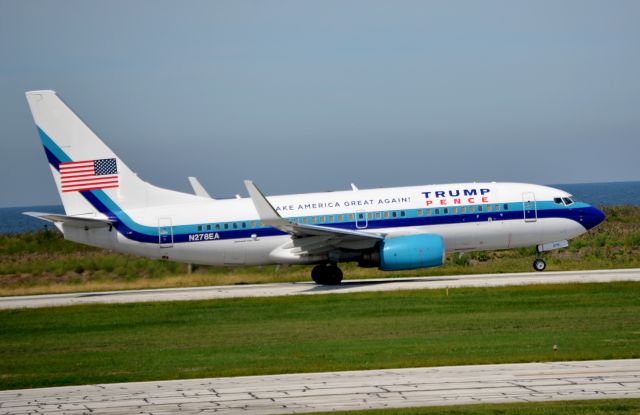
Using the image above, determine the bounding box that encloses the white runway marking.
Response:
[1,268,639,310]
[1,359,639,414]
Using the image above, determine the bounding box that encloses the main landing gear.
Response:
[311,264,343,285]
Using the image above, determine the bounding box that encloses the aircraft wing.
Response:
[244,180,384,243]
[23,212,115,229]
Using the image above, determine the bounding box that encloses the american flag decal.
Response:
[59,158,119,193]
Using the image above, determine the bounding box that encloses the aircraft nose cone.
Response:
[582,206,606,230]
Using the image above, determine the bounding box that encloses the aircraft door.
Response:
[158,218,173,248]
[522,192,537,222]
[355,211,368,229]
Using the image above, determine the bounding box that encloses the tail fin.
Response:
[25,90,199,217]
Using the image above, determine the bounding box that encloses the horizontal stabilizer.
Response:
[23,212,114,229]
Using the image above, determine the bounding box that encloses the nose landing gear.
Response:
[533,257,546,271]
[533,245,546,271]
[311,264,343,285]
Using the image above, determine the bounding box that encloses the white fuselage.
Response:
[60,182,592,266]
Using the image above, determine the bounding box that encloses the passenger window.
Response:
[486,205,492,212]
[418,209,423,216]
[368,213,373,220]
[392,211,397,218]
[469,206,475,213]
[206,224,211,231]
[477,205,482,212]
[348,214,354,221]
[303,218,308,224]
[197,225,202,232]
[400,211,406,217]
[250,222,255,228]
[376,212,381,219]
[426,209,432,216]
[224,223,229,230]
[435,208,440,215]
[233,223,238,229]
[443,208,449,214]
[329,216,335,223]
[460,207,466,213]
[384,212,389,218]
[358,213,364,219]
[242,222,247,228]
[451,207,457,214]
[312,217,317,224]
[320,216,326,223]
[216,224,221,230]
[503,203,509,210]
[495,204,500,211]
[338,215,344,221]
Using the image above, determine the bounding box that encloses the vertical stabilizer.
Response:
[25,90,199,217]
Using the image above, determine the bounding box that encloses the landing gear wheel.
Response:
[311,264,343,285]
[311,265,325,283]
[533,258,546,272]
[325,264,343,285]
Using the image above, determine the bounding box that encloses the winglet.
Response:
[188,177,213,198]
[244,180,286,227]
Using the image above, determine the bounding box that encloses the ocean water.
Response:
[1,181,638,234]
[0,205,65,234]
[553,181,640,207]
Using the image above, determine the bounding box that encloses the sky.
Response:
[1,0,639,207]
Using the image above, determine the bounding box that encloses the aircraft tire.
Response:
[311,264,343,285]
[311,265,325,284]
[326,264,343,285]
[533,258,546,272]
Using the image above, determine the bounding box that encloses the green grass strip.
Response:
[1,282,639,390]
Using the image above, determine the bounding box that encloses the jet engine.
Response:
[360,234,445,271]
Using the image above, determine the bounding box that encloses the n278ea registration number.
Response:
[188,232,220,242]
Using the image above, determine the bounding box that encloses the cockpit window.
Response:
[554,196,575,206]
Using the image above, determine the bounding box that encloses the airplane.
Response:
[24,90,606,285]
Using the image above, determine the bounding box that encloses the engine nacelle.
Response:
[379,234,445,271]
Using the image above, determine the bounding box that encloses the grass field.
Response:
[1,205,639,296]
[1,282,639,390]
[306,399,640,415]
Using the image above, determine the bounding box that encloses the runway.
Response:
[1,268,639,310]
[2,268,639,310]
[1,359,639,414]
